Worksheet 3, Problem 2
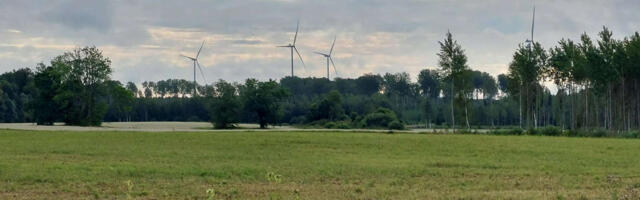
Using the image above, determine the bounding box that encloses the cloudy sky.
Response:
[1,0,639,84]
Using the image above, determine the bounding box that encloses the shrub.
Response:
[289,116,306,125]
[565,129,580,137]
[488,128,522,135]
[622,131,640,138]
[362,108,399,128]
[539,126,562,136]
[509,128,524,135]
[323,122,337,129]
[350,120,365,129]
[590,129,608,137]
[335,121,351,129]
[387,120,405,130]
[308,119,328,127]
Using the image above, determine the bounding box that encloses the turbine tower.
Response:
[180,40,207,96]
[314,36,337,79]
[278,21,305,77]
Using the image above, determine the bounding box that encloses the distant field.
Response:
[0,122,458,133]
[1,130,640,199]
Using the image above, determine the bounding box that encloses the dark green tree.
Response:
[210,80,240,129]
[50,46,114,126]
[308,90,344,122]
[240,79,289,128]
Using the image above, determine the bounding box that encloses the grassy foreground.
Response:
[1,130,640,199]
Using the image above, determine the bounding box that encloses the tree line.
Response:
[0,27,639,132]
[506,27,640,131]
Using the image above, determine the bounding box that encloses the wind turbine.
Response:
[277,21,306,77]
[524,4,538,128]
[525,5,535,48]
[314,36,338,79]
[180,40,207,96]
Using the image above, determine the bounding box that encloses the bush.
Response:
[335,121,351,129]
[362,108,399,128]
[323,122,337,129]
[350,120,365,129]
[289,116,306,125]
[509,128,524,135]
[590,129,608,137]
[565,129,580,137]
[539,126,562,136]
[488,128,522,135]
[564,129,609,137]
[387,120,405,130]
[621,131,640,138]
[526,128,538,135]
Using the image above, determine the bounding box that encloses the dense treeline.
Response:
[506,27,640,131]
[1,28,639,131]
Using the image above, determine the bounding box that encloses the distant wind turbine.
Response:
[180,40,207,95]
[314,36,338,79]
[277,21,306,77]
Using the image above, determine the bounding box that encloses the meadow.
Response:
[1,130,640,199]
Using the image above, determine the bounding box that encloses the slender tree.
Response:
[437,31,471,131]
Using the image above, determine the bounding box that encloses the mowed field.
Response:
[1,130,640,199]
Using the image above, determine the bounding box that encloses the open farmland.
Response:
[1,130,640,199]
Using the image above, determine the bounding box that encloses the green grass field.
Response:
[1,130,640,199]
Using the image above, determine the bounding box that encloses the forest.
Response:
[1,27,639,132]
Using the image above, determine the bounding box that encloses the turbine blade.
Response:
[530,6,535,42]
[196,61,207,84]
[294,46,306,69]
[330,57,338,76]
[313,51,326,56]
[196,40,205,59]
[293,20,299,45]
[181,55,195,60]
[277,45,290,47]
[329,35,336,55]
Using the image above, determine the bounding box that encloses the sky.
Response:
[1,0,639,84]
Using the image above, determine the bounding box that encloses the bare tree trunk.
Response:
[570,83,575,130]
[519,85,523,129]
[609,84,612,131]
[451,76,455,133]
[465,103,470,130]
[585,84,589,129]
[620,76,629,131]
[636,79,639,129]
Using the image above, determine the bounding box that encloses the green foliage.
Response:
[362,107,401,129]
[320,121,351,129]
[0,68,35,123]
[239,79,288,128]
[308,90,344,122]
[438,31,472,130]
[418,69,440,98]
[3,27,640,132]
[538,126,562,136]
[104,80,134,121]
[387,120,405,130]
[210,80,240,129]
[29,47,131,126]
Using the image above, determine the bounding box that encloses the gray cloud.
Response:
[41,0,113,31]
[1,0,639,84]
